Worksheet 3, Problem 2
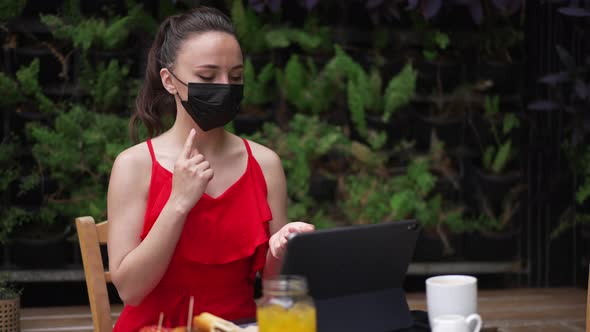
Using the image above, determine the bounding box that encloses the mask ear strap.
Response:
[168,69,188,101]
[167,69,188,87]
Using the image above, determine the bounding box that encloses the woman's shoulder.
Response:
[108,141,153,199]
[112,141,152,174]
[243,138,282,170]
[240,137,286,196]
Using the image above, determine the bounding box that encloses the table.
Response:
[407,288,586,332]
[20,288,586,332]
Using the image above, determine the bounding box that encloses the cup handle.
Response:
[466,314,482,332]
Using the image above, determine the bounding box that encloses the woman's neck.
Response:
[168,109,229,157]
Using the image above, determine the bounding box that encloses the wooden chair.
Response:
[75,216,113,332]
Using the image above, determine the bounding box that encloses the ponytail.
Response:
[129,17,174,142]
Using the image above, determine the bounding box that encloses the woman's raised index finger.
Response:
[182,129,196,158]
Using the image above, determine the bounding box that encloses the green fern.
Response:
[323,46,374,137]
[17,174,40,197]
[443,208,472,233]
[258,61,275,83]
[309,209,337,230]
[390,189,418,221]
[408,158,436,194]
[492,141,512,173]
[281,55,306,110]
[420,28,450,61]
[284,55,305,98]
[25,105,129,226]
[503,113,520,135]
[416,194,441,228]
[0,207,33,244]
[0,73,24,108]
[321,47,416,144]
[551,146,590,238]
[344,172,394,224]
[287,201,310,221]
[301,16,331,51]
[323,46,365,85]
[245,115,349,216]
[288,29,321,50]
[308,62,338,114]
[265,28,322,51]
[231,0,266,53]
[348,79,368,136]
[125,1,158,35]
[103,17,132,50]
[15,59,56,114]
[367,130,387,150]
[61,0,81,23]
[231,0,329,54]
[277,54,337,114]
[0,136,43,242]
[483,146,495,170]
[482,95,519,174]
[0,136,21,193]
[80,59,131,111]
[343,154,462,229]
[383,63,417,121]
[0,0,26,22]
[41,1,149,52]
[243,58,275,106]
[485,95,500,117]
[367,68,383,111]
[264,28,291,48]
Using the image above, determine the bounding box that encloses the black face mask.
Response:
[168,71,243,131]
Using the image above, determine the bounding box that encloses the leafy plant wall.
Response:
[0,0,553,260]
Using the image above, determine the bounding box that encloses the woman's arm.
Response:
[259,149,288,278]
[249,142,314,279]
[108,130,212,306]
[106,147,186,306]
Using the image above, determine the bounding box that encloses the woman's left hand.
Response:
[269,222,315,258]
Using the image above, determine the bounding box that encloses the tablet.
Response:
[281,220,420,332]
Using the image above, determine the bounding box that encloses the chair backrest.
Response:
[75,216,112,332]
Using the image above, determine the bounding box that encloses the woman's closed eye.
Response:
[230,75,243,82]
[198,75,214,82]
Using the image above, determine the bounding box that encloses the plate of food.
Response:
[140,312,258,332]
[139,296,258,332]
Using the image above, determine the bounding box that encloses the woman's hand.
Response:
[169,128,214,215]
[269,221,315,258]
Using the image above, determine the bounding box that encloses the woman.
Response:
[107,7,314,331]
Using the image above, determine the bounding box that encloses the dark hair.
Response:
[129,7,237,142]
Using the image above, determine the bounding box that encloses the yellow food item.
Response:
[192,312,240,332]
[257,303,316,332]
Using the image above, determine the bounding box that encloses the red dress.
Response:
[113,138,271,332]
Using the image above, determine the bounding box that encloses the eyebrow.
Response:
[196,64,244,70]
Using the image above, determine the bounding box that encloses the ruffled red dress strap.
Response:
[242,137,253,156]
[240,138,271,279]
[140,139,170,240]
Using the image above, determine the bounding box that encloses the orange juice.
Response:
[256,276,316,332]
[257,303,316,332]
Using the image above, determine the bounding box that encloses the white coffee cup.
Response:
[426,275,478,326]
[432,314,482,332]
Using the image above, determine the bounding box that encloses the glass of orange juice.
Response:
[256,275,316,332]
